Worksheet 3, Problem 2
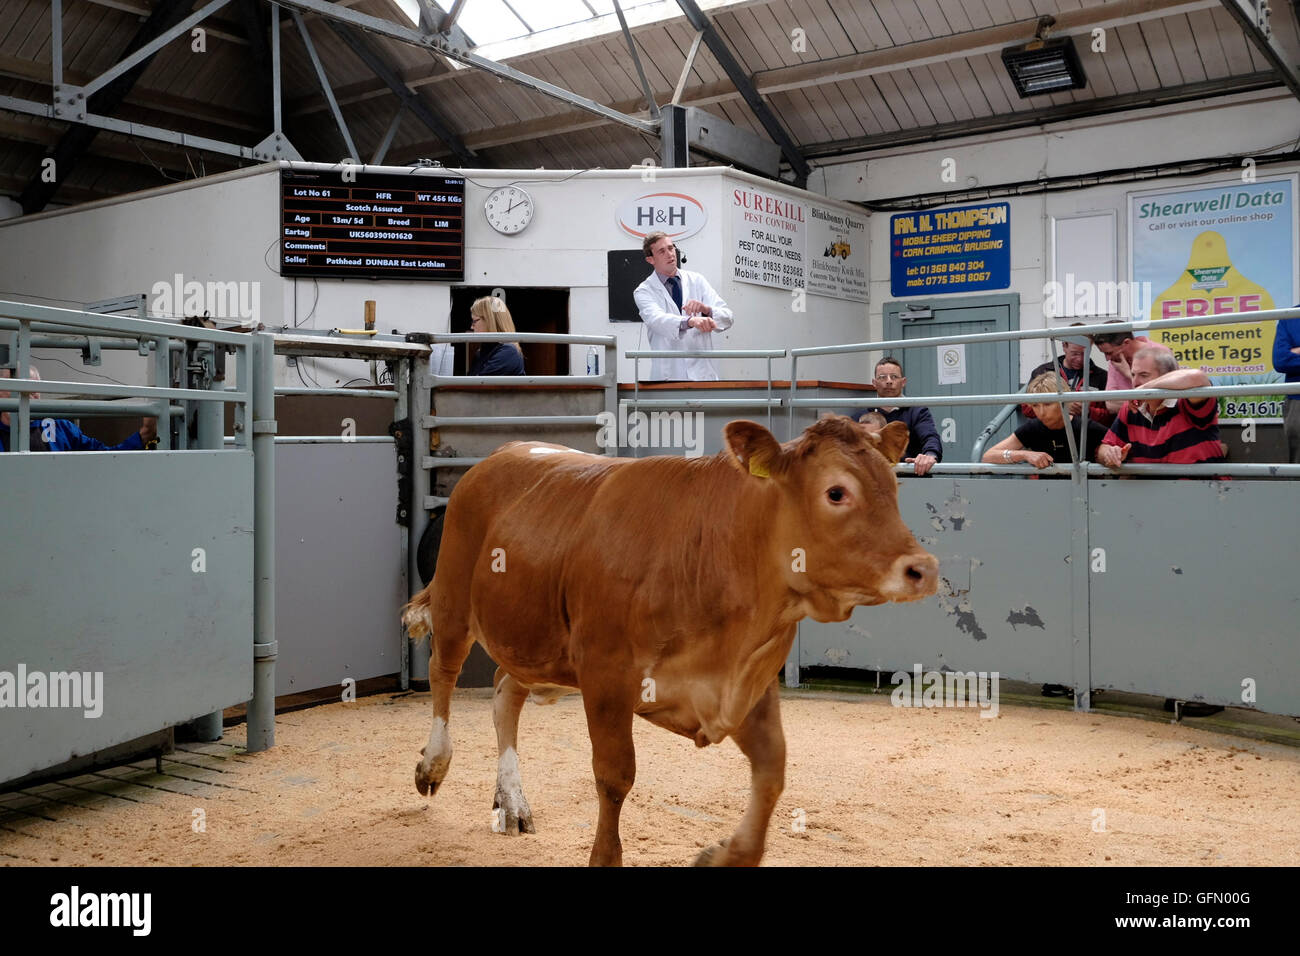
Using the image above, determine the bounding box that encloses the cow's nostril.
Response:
[905,565,924,581]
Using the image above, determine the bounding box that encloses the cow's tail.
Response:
[401,586,434,641]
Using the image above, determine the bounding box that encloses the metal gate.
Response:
[1,301,276,785]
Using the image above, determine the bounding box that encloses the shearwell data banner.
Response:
[1129,176,1297,422]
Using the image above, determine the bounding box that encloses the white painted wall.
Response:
[816,90,1300,382]
[0,162,871,388]
[0,169,279,387]
[6,86,1292,394]
[453,166,870,383]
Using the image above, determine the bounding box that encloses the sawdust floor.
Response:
[3,688,1299,867]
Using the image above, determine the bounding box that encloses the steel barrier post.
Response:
[185,344,228,741]
[784,354,799,687]
[248,333,277,752]
[152,335,171,449]
[14,319,31,450]
[786,353,798,442]
[408,350,432,686]
[765,355,773,433]
[395,356,411,691]
[1069,445,1093,712]
[603,341,618,456]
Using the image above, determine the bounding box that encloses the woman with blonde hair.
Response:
[467,296,525,376]
[982,371,1108,467]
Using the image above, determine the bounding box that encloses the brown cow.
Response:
[402,416,937,866]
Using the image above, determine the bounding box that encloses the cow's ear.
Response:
[724,420,784,479]
[867,421,910,465]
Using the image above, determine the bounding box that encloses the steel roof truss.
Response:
[292,9,360,160]
[613,0,660,118]
[672,0,809,185]
[1220,0,1300,101]
[269,0,658,135]
[79,0,236,101]
[323,18,476,166]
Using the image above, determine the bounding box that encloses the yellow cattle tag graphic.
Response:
[1150,231,1272,374]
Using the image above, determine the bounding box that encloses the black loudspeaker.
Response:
[608,250,651,322]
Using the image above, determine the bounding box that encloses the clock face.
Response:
[484,186,534,235]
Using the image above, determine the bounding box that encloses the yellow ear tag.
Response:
[749,457,770,478]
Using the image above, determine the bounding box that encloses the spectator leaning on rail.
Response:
[0,366,157,452]
[1272,305,1300,463]
[466,296,526,377]
[1023,323,1112,426]
[1097,347,1225,469]
[1093,321,1173,416]
[984,371,1110,469]
[846,356,943,476]
[633,230,734,382]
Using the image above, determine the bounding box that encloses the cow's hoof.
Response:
[693,839,730,867]
[414,725,453,797]
[415,762,440,797]
[492,786,536,835]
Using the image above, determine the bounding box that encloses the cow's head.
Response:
[724,415,938,622]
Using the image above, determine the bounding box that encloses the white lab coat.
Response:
[633,269,735,381]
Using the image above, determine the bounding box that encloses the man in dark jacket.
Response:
[1028,335,1107,391]
[847,356,943,475]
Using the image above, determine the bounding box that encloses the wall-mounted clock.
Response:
[484,185,534,235]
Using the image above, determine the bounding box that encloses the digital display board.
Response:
[279,169,465,281]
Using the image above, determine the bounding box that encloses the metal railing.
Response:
[217,325,617,689]
[789,307,1300,477]
[418,330,619,509]
[219,333,408,448]
[970,394,1024,462]
[0,299,278,753]
[783,307,1299,705]
[625,347,788,438]
[0,300,254,452]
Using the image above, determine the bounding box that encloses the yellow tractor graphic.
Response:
[824,238,851,259]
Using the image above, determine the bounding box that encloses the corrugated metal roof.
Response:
[1,0,1297,209]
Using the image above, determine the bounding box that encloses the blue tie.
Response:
[666,275,683,311]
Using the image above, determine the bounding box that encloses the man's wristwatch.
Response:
[1003,449,1012,462]
[679,318,690,333]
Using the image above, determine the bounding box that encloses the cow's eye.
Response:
[826,486,847,503]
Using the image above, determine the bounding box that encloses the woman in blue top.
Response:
[467,296,525,376]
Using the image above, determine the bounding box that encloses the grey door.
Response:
[884,295,1019,462]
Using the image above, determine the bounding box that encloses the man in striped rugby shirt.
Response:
[1097,347,1225,469]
